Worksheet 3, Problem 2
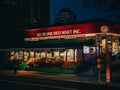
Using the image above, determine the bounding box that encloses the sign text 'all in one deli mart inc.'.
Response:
[24,29,86,41]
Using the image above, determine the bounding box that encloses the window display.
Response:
[47,52,52,58]
[35,52,41,60]
[24,51,29,61]
[83,46,90,54]
[29,51,34,59]
[54,51,59,58]
[19,51,24,59]
[41,52,46,58]
[14,52,19,60]
[67,49,74,61]
[10,51,14,60]
[60,51,65,60]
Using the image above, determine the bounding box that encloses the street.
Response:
[0,75,119,90]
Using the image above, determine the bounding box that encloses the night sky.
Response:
[0,0,23,48]
[50,0,120,24]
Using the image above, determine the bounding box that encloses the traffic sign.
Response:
[97,58,102,63]
[96,58,102,69]
[97,64,101,69]
[100,25,109,34]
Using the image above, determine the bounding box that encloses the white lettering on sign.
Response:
[37,29,80,37]
[73,29,81,34]
[47,32,53,36]
[37,32,53,37]
[26,29,82,41]
[53,31,61,35]
[61,30,72,35]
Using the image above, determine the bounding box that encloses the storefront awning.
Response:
[16,39,94,48]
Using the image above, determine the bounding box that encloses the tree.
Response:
[82,0,120,20]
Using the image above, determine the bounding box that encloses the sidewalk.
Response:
[0,69,120,86]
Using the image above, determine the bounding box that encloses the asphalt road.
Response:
[0,75,120,90]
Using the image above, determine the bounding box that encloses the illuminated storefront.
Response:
[7,20,120,73]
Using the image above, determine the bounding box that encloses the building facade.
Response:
[55,8,76,24]
[2,20,120,73]
[21,0,50,29]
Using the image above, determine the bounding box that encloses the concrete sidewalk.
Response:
[0,69,119,86]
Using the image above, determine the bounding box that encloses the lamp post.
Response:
[101,25,111,83]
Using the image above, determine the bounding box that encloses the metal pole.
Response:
[106,51,111,82]
[98,70,101,82]
[105,35,111,83]
[100,25,111,83]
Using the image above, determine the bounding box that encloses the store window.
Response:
[14,51,19,60]
[54,51,59,58]
[41,52,46,58]
[47,51,52,58]
[29,51,34,59]
[10,51,14,60]
[24,51,29,61]
[19,51,24,60]
[67,49,74,61]
[35,52,41,60]
[60,51,65,60]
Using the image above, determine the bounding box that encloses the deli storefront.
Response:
[6,21,120,73]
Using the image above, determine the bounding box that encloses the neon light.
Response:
[25,22,95,41]
[25,22,120,41]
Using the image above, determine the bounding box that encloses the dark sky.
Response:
[0,0,23,48]
[50,0,120,24]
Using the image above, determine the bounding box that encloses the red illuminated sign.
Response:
[24,22,120,41]
[37,29,81,37]
[25,22,97,41]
